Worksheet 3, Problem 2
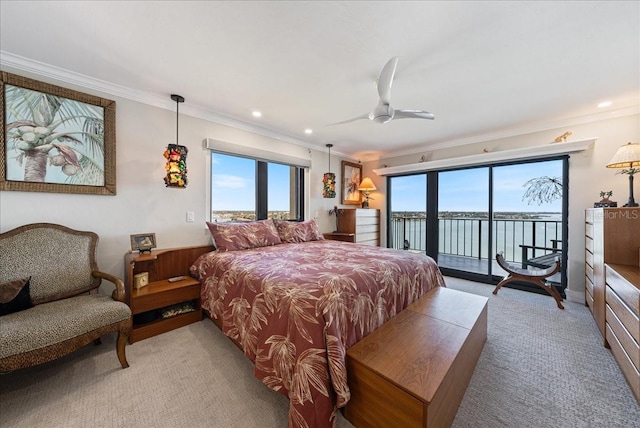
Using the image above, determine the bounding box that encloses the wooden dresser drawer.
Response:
[585,223,594,239]
[585,209,594,223]
[606,265,640,317]
[606,323,640,402]
[585,274,594,298]
[586,263,594,284]
[606,286,640,344]
[606,304,639,370]
[585,249,594,269]
[585,237,594,254]
[586,289,594,314]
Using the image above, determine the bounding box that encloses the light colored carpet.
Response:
[1,277,639,427]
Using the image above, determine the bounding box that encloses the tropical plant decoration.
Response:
[4,84,105,185]
[163,144,188,188]
[522,176,562,205]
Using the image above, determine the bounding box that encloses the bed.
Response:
[190,219,445,428]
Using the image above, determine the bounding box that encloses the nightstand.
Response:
[124,245,214,343]
[323,232,356,243]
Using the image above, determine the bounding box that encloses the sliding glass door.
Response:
[387,156,568,293]
[438,167,490,275]
[492,159,565,288]
[388,174,427,251]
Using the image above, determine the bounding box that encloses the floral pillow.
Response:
[275,219,324,243]
[206,219,282,252]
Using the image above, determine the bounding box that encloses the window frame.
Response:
[208,151,306,222]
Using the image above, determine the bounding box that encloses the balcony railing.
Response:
[390,216,562,264]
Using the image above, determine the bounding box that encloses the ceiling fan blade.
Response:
[393,109,435,120]
[328,113,371,126]
[377,57,398,105]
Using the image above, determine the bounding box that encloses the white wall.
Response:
[362,113,639,302]
[2,69,637,302]
[0,83,351,292]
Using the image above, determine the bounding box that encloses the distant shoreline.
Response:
[210,210,562,221]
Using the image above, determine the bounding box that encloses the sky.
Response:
[211,153,292,211]
[391,159,563,212]
[212,153,564,213]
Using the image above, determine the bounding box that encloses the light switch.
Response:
[186,211,195,222]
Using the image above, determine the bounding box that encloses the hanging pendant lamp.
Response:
[164,94,188,188]
[322,144,336,198]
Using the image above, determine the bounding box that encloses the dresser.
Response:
[325,208,380,246]
[584,208,640,404]
[585,208,640,341]
[605,264,640,403]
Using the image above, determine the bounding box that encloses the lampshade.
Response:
[164,94,188,188]
[322,144,336,198]
[606,142,640,207]
[358,177,377,191]
[606,142,640,169]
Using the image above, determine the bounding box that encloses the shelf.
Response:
[130,310,202,343]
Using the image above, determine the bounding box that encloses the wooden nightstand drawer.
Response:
[585,236,594,254]
[323,233,355,243]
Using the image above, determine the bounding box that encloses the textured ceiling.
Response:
[1,1,638,161]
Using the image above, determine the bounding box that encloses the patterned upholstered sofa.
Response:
[0,223,132,372]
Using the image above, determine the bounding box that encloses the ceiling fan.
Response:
[333,57,435,125]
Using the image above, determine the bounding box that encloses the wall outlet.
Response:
[186,211,195,222]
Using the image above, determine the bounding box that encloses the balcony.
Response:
[389,215,563,281]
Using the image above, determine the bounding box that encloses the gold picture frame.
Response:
[0,72,116,195]
[341,160,362,205]
[130,233,157,253]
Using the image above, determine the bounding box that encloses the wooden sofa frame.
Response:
[0,223,132,372]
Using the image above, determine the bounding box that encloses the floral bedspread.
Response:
[190,240,445,428]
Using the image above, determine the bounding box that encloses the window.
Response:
[210,152,304,223]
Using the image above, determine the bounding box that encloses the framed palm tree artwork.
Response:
[0,72,116,195]
[341,160,362,205]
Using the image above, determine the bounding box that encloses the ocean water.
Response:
[390,212,562,263]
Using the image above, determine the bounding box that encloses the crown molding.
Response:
[0,51,338,156]
[373,138,596,176]
[2,51,633,164]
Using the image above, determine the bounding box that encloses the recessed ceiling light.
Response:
[597,101,612,108]
[304,129,313,134]
[252,111,262,118]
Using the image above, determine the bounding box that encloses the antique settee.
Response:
[0,223,132,372]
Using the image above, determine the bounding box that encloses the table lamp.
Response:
[606,142,640,207]
[358,177,377,208]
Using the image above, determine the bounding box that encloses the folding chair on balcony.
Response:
[493,252,564,309]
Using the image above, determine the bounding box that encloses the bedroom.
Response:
[1,1,639,427]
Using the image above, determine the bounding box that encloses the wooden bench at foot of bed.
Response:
[344,287,488,428]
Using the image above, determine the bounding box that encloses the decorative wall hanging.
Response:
[164,94,188,188]
[322,143,336,198]
[0,71,116,195]
[341,160,362,205]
